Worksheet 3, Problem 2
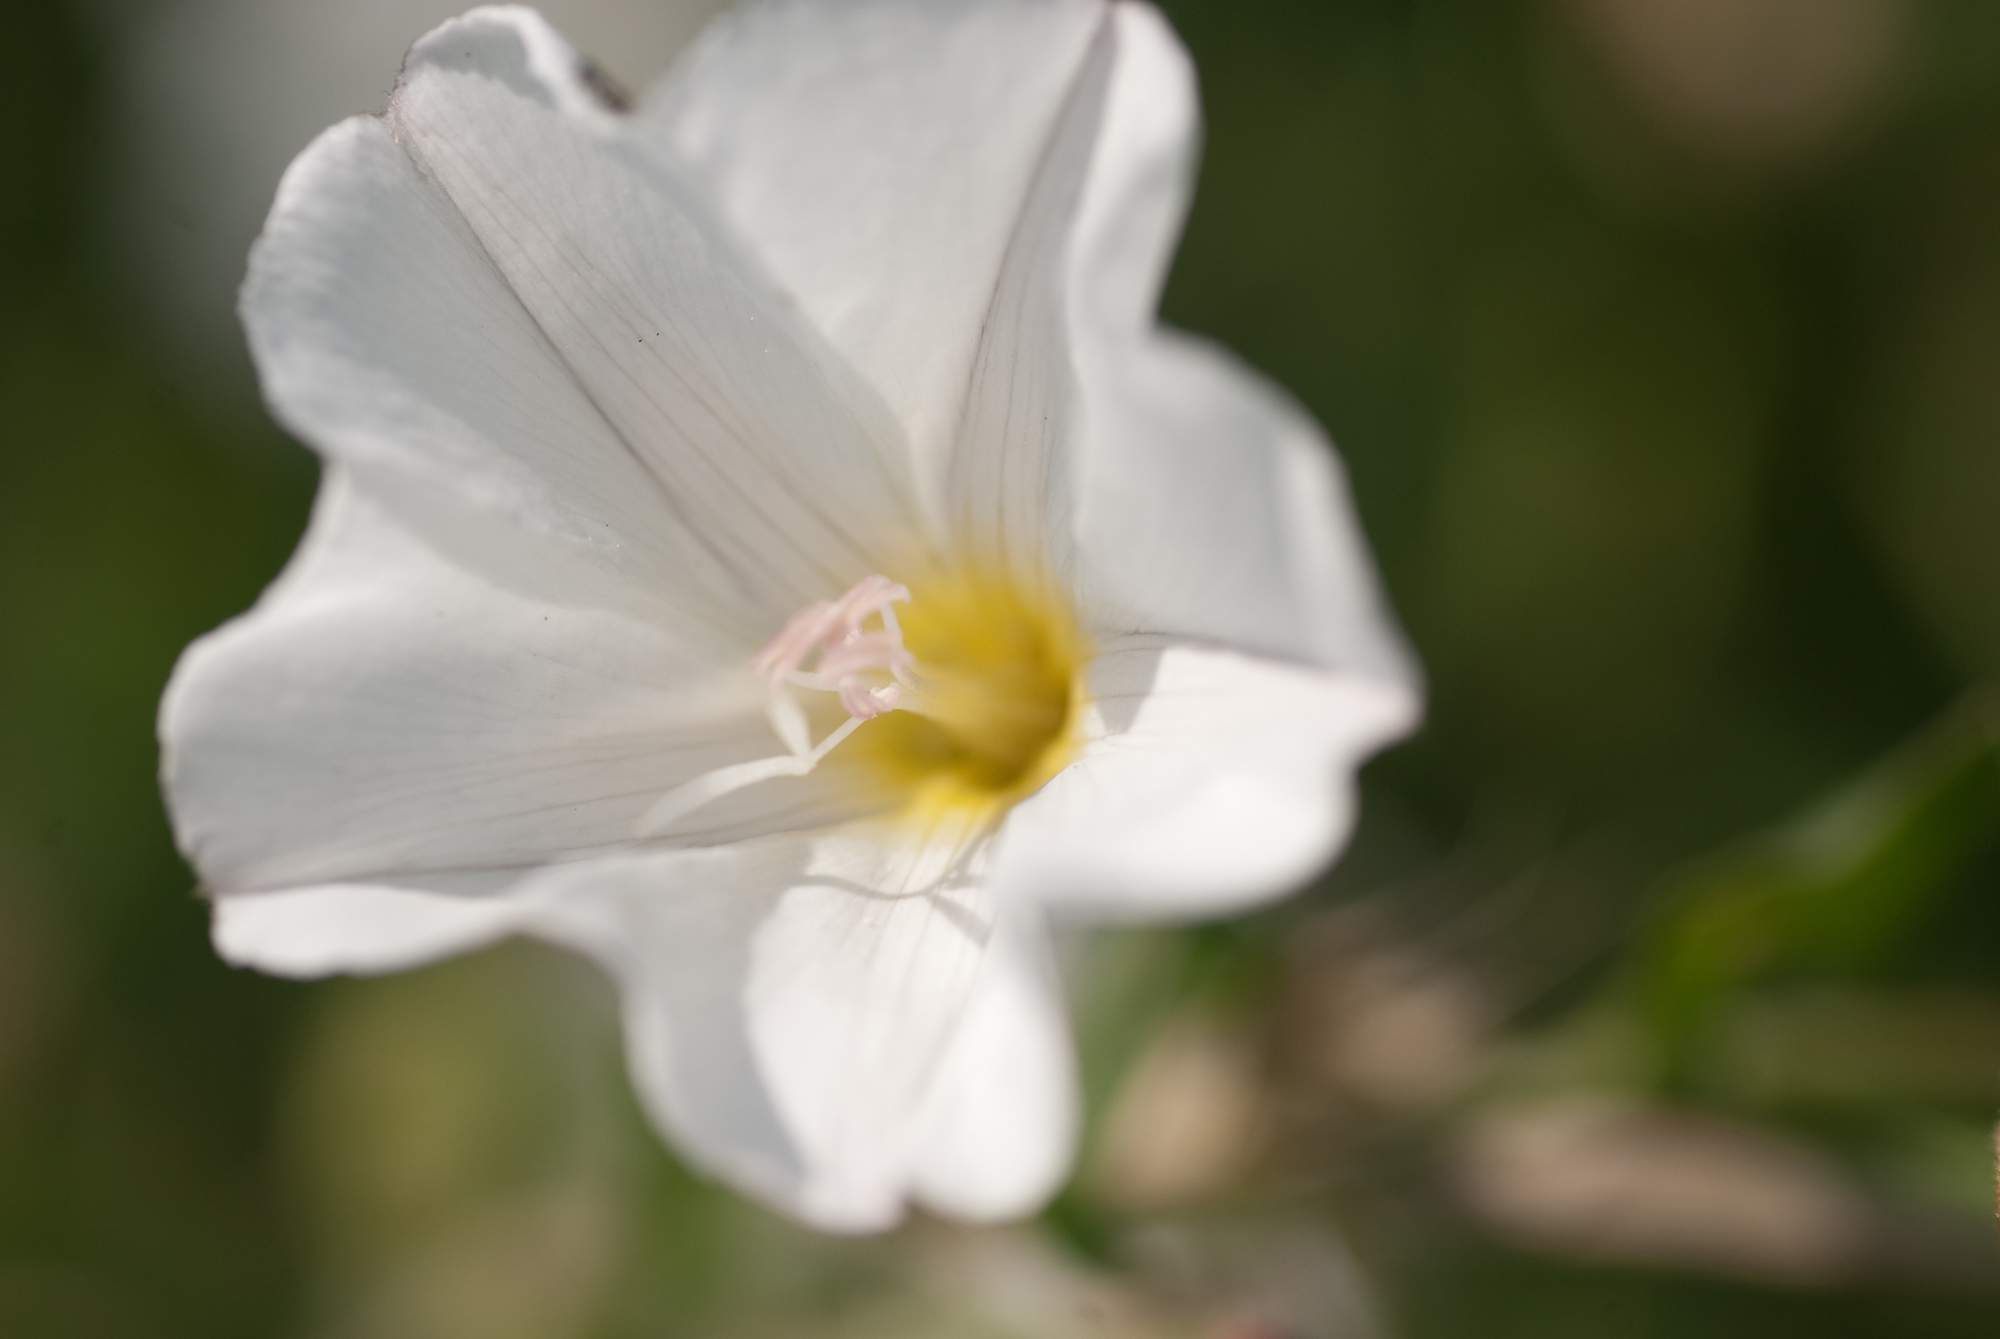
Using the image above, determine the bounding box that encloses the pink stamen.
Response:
[754,575,913,758]
[636,576,915,837]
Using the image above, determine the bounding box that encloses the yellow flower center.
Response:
[834,566,1088,831]
[640,565,1091,845]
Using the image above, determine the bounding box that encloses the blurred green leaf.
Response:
[1633,689,2000,1088]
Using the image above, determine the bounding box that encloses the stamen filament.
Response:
[634,568,1085,840]
[635,575,915,837]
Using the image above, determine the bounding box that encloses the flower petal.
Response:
[1065,5,1418,682]
[207,819,1074,1227]
[393,7,930,621]
[242,111,691,598]
[994,637,1420,919]
[259,5,930,633]
[910,904,1078,1221]
[211,881,531,979]
[647,0,1109,506]
[519,844,815,1220]
[161,469,871,895]
[939,16,1112,574]
[526,832,1002,1232]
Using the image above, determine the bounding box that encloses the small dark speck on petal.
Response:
[576,58,633,113]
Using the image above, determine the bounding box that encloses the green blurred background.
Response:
[4,0,2000,1334]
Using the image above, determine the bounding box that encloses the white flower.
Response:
[159,0,1420,1232]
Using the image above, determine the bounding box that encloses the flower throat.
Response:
[835,568,1084,824]
[637,568,1086,838]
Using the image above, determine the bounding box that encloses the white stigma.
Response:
[637,576,914,837]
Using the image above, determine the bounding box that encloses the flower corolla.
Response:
[159,0,1421,1231]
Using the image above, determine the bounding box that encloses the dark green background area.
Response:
[2,0,1998,1335]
